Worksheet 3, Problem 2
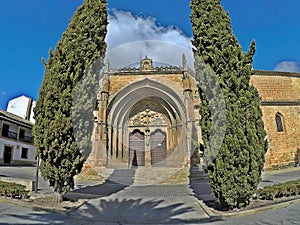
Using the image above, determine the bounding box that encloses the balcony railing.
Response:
[19,135,33,143]
[2,131,33,143]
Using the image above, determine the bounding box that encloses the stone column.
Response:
[183,73,194,163]
[144,129,151,167]
[97,73,110,165]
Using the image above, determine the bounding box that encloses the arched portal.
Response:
[106,78,188,168]
[90,57,202,169]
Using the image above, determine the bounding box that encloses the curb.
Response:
[0,197,60,212]
[262,166,300,175]
[0,195,87,215]
[198,197,300,218]
[197,200,216,217]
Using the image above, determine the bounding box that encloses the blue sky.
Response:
[1,0,300,110]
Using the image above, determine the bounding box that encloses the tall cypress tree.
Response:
[33,0,107,194]
[190,0,267,209]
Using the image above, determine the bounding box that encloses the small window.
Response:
[275,113,284,132]
[21,148,28,159]
[2,124,9,137]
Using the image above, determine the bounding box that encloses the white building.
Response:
[0,109,36,165]
[7,95,36,123]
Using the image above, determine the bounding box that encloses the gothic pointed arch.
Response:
[275,112,284,132]
[105,78,189,167]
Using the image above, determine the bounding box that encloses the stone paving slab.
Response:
[69,184,211,224]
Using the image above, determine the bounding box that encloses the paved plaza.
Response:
[0,165,299,224]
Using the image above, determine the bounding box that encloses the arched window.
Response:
[275,113,284,132]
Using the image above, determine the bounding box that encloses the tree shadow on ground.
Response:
[188,166,223,211]
[0,211,65,225]
[3,197,225,224]
[69,197,225,224]
[2,167,227,224]
[188,166,214,202]
[63,168,136,201]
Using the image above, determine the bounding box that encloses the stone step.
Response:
[134,166,190,185]
[106,158,129,169]
[83,165,210,186]
[105,169,135,185]
[189,167,210,183]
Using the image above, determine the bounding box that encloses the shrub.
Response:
[0,181,28,198]
[255,180,300,200]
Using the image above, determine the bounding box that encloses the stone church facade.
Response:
[86,56,300,171]
[88,56,202,169]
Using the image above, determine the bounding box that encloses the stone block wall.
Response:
[109,73,184,100]
[251,71,300,169]
[261,106,300,168]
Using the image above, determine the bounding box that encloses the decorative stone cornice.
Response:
[106,56,185,75]
[108,65,183,74]
[252,70,300,78]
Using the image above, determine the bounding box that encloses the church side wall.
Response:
[261,106,300,169]
[251,71,300,169]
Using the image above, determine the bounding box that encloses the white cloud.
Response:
[105,10,194,70]
[274,61,300,73]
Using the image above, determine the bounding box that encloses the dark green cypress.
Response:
[33,0,107,194]
[190,0,267,209]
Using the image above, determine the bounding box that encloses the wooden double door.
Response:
[129,129,166,167]
[150,129,167,166]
